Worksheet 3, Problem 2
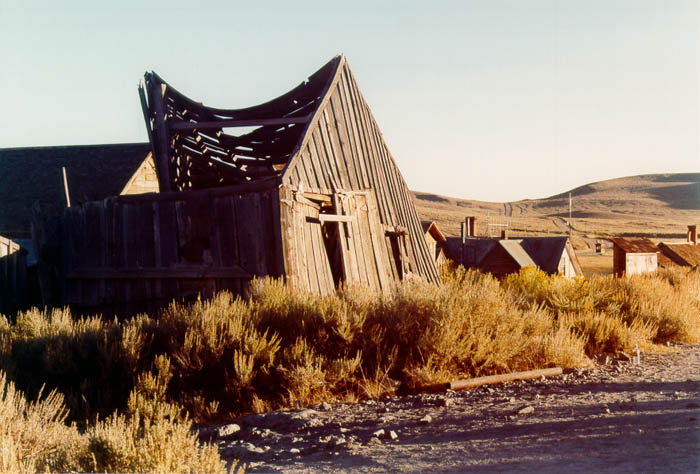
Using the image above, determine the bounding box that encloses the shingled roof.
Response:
[658,242,700,267]
[441,236,581,276]
[0,143,151,237]
[610,237,659,253]
[521,237,582,275]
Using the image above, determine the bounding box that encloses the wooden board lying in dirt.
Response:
[206,345,700,474]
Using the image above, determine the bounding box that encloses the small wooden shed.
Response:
[610,238,660,277]
[35,55,439,315]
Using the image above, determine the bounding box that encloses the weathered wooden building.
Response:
[35,55,439,314]
[442,235,582,278]
[610,238,661,277]
[0,144,157,313]
[421,220,448,269]
[657,225,700,268]
[0,144,155,239]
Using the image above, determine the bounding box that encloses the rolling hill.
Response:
[412,173,700,240]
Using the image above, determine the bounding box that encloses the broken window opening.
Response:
[386,228,409,280]
[321,220,344,288]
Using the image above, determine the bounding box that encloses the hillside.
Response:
[412,173,700,240]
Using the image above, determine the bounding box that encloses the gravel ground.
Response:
[202,344,700,473]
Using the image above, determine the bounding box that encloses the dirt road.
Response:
[209,345,700,473]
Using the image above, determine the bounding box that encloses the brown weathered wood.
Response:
[449,368,563,391]
[66,266,252,279]
[281,55,346,178]
[316,214,355,223]
[153,82,174,192]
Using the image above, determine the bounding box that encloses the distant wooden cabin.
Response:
[442,236,582,278]
[34,55,439,315]
[421,221,448,269]
[610,237,662,277]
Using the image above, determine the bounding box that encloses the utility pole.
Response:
[568,192,572,221]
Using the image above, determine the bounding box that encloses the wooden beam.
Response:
[306,214,355,224]
[61,166,71,208]
[170,116,310,131]
[153,82,174,192]
[414,367,563,394]
[300,192,332,203]
[67,266,252,280]
[448,367,563,391]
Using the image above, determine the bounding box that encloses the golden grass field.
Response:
[413,173,700,275]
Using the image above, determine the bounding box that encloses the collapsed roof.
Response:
[140,57,341,191]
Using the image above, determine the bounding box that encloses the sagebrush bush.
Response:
[0,370,228,474]
[503,267,700,347]
[2,264,699,445]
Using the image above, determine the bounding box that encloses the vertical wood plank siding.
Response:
[0,236,27,315]
[57,183,283,315]
[283,63,440,285]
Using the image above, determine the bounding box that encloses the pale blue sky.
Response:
[0,0,697,202]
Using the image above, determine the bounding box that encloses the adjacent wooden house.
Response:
[0,144,155,239]
[421,220,448,269]
[657,225,700,268]
[0,144,157,313]
[35,55,439,315]
[442,235,582,278]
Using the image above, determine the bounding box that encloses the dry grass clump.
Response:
[3,263,698,462]
[366,269,590,388]
[0,369,227,474]
[0,371,82,473]
[2,307,135,421]
[502,266,700,352]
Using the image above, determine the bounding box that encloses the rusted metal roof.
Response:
[659,242,700,266]
[610,237,660,254]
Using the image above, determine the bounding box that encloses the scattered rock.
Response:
[372,429,385,438]
[289,448,301,454]
[320,402,332,411]
[217,423,241,438]
[619,352,632,362]
[437,397,454,407]
[246,409,321,430]
[518,406,535,415]
[322,435,346,447]
[224,442,268,458]
[387,430,399,440]
[420,414,433,424]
